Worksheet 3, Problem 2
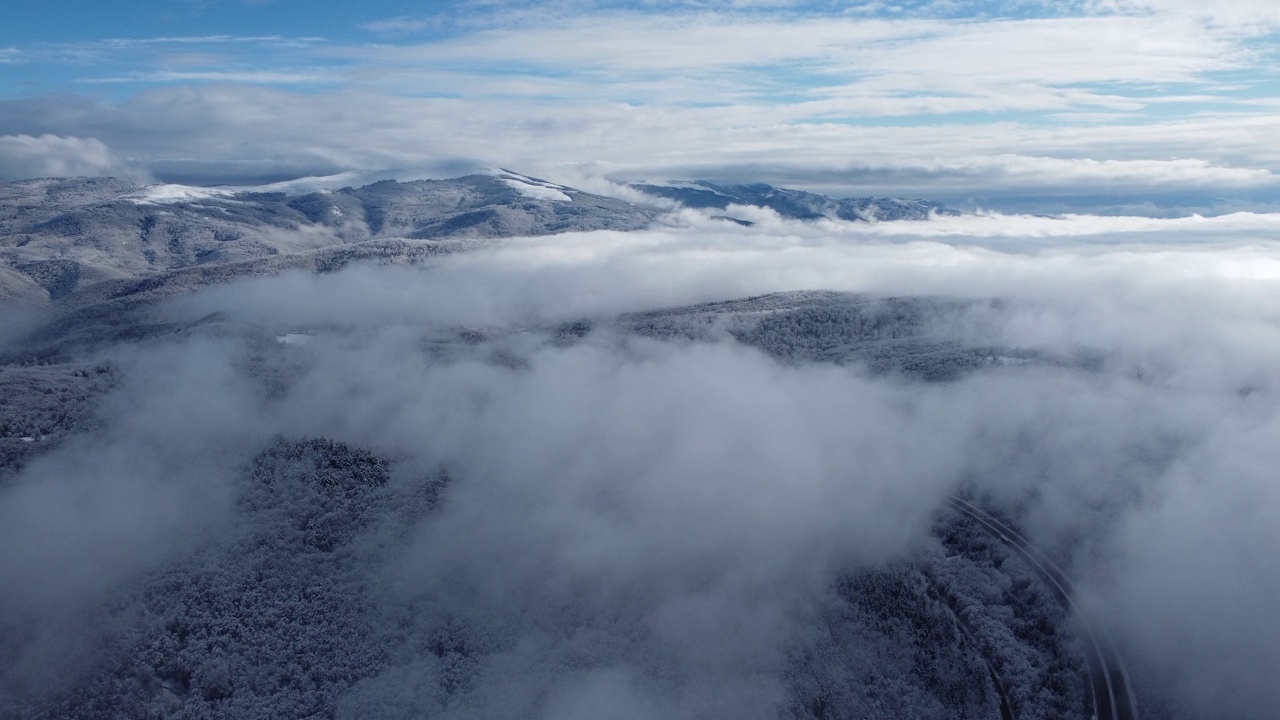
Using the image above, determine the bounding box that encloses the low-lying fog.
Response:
[2,207,1278,719]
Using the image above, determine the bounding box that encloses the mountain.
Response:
[616,291,1048,381]
[0,171,661,304]
[1,172,960,310]
[630,180,955,221]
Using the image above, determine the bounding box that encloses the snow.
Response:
[653,181,729,193]
[500,177,573,203]
[493,169,574,203]
[124,184,237,205]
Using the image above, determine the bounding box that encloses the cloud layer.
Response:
[0,134,150,183]
[2,208,1279,717]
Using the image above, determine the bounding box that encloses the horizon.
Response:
[3,1,1280,213]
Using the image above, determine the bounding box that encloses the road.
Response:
[945,496,1140,720]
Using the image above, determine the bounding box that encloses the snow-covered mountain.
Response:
[0,172,661,304]
[1,173,960,307]
[630,180,955,222]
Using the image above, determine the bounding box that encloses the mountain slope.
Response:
[0,172,661,303]
[631,180,954,221]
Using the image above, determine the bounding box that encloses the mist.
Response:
[2,209,1279,719]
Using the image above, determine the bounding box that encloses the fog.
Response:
[2,210,1279,718]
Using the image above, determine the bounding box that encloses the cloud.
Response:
[87,69,338,85]
[0,48,19,64]
[8,9,1273,111]
[355,12,1240,94]
[0,134,151,183]
[733,155,1280,196]
[3,87,1278,208]
[1,5,1276,206]
[184,217,1280,720]
[358,16,435,36]
[1084,409,1280,718]
[174,214,1280,720]
[3,208,1280,716]
[1091,0,1280,29]
[0,338,264,693]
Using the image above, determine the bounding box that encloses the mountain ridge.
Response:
[629,179,955,222]
[0,172,659,305]
[1,172,957,307]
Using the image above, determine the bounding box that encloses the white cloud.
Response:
[87,70,337,85]
[4,86,1278,205]
[21,8,1251,113]
[169,214,1280,719]
[882,155,1278,191]
[1091,0,1280,29]
[359,13,1240,92]
[358,16,434,36]
[1,7,1278,208]
[317,11,1251,125]
[0,134,150,183]
[5,205,1280,716]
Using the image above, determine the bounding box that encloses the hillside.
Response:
[0,172,661,304]
[630,181,955,222]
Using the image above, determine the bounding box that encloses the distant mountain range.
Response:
[0,171,953,306]
[629,180,955,222]
[0,171,657,304]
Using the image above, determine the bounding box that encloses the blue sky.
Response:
[4,0,440,45]
[0,1,1072,45]
[2,0,1279,210]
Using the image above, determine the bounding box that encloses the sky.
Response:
[2,0,1280,211]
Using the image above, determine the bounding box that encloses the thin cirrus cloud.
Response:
[1090,0,1280,27]
[332,11,1252,120]
[357,16,436,36]
[85,70,340,85]
[361,14,1237,82]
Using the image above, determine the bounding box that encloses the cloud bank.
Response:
[0,134,151,183]
[2,209,1279,718]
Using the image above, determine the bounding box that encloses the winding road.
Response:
[945,496,1140,720]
